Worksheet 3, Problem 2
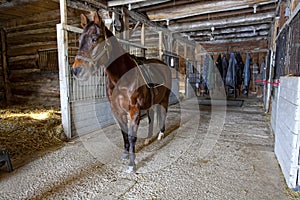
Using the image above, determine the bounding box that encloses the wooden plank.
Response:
[8,34,58,46]
[158,31,163,60]
[175,4,276,23]
[57,22,72,139]
[1,28,11,103]
[141,23,145,57]
[52,0,97,12]
[9,59,38,70]
[291,0,298,12]
[146,0,277,21]
[8,54,38,63]
[108,0,146,7]
[10,71,58,82]
[7,27,57,37]
[169,12,275,32]
[7,44,57,57]
[12,94,60,106]
[2,8,82,31]
[8,41,57,50]
[11,84,60,98]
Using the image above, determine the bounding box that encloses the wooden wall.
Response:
[0,8,83,107]
[0,40,4,103]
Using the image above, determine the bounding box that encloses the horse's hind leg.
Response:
[157,104,167,140]
[144,108,154,145]
[121,130,129,160]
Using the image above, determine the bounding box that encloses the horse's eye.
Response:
[92,36,98,43]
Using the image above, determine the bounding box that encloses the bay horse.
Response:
[72,12,172,173]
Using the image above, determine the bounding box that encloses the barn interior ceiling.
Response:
[0,0,279,53]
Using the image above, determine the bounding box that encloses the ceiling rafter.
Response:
[145,0,278,21]
[189,24,271,37]
[107,0,147,7]
[168,12,275,32]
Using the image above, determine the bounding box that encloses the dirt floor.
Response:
[0,97,299,199]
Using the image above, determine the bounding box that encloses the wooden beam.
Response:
[57,0,71,139]
[60,0,67,24]
[1,28,12,103]
[51,0,98,12]
[199,36,268,44]
[131,0,171,9]
[1,8,82,31]
[125,9,196,47]
[158,31,163,60]
[193,30,269,42]
[174,3,276,24]
[108,0,146,7]
[0,0,41,9]
[81,0,107,9]
[169,12,275,32]
[147,0,278,21]
[190,24,270,37]
[141,23,145,57]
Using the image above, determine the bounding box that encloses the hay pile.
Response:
[0,105,65,162]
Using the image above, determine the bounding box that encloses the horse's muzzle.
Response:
[72,67,82,77]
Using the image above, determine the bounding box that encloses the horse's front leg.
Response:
[127,109,139,173]
[116,116,130,161]
[127,130,137,173]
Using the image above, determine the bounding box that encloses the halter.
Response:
[75,38,110,70]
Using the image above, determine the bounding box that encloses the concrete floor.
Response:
[0,97,288,199]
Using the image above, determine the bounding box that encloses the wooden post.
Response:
[112,12,116,35]
[141,23,145,57]
[184,43,187,59]
[1,28,12,103]
[122,8,130,52]
[57,0,72,139]
[158,31,163,60]
[291,0,298,12]
[265,16,279,112]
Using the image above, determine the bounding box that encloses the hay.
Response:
[0,105,65,162]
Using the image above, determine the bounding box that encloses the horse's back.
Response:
[131,55,172,88]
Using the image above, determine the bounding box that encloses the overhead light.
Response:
[285,7,290,19]
[166,19,170,26]
[128,4,131,10]
[253,4,257,13]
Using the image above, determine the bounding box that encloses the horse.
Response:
[72,12,172,173]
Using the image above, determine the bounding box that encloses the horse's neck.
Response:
[105,35,137,87]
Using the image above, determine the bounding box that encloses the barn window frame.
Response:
[38,48,59,71]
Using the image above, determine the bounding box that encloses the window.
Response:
[38,49,58,71]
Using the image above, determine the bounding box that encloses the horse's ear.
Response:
[80,14,89,28]
[93,12,102,25]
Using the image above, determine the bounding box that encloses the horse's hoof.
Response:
[158,132,164,140]
[126,165,136,173]
[144,138,151,145]
[121,152,129,161]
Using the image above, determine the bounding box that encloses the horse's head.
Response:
[72,12,109,80]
